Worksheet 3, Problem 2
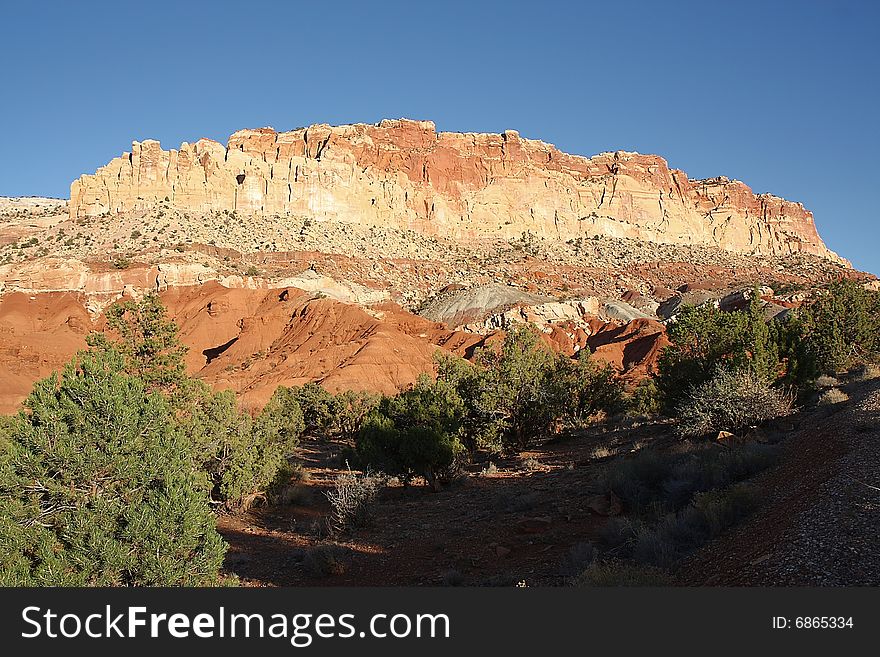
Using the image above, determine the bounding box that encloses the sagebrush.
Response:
[676,368,792,437]
[324,469,383,534]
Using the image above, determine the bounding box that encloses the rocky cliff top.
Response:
[69,119,846,264]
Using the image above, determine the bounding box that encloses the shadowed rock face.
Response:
[70,119,844,263]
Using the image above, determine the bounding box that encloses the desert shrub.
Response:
[574,559,671,586]
[166,383,303,510]
[472,326,564,450]
[275,384,378,442]
[798,279,880,374]
[560,541,596,577]
[631,519,680,567]
[691,484,759,534]
[0,416,13,450]
[434,351,496,452]
[768,312,821,387]
[303,545,349,577]
[658,292,788,410]
[330,390,381,442]
[598,442,777,514]
[286,460,311,484]
[628,379,662,417]
[324,469,383,534]
[0,350,226,586]
[655,508,711,555]
[276,383,336,436]
[553,349,625,426]
[85,293,189,395]
[259,385,308,444]
[596,517,641,551]
[434,350,478,385]
[661,444,777,508]
[598,449,676,511]
[88,295,303,510]
[633,484,759,567]
[273,477,311,506]
[183,389,302,509]
[269,459,313,506]
[739,290,782,381]
[356,376,465,488]
[818,388,849,406]
[676,368,792,437]
[658,300,752,406]
[185,389,259,507]
[434,333,624,453]
[599,483,760,569]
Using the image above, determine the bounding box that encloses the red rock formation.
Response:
[70,119,843,262]
[540,315,669,377]
[0,284,668,414]
[0,285,485,413]
[161,283,485,408]
[587,318,671,375]
[0,292,91,412]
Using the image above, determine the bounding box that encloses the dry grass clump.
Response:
[597,441,777,517]
[631,484,759,567]
[815,374,840,389]
[303,545,349,577]
[852,363,880,382]
[594,482,760,569]
[519,456,543,472]
[818,387,849,406]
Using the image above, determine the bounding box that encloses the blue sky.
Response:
[2,0,877,273]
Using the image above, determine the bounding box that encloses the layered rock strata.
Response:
[70,119,842,262]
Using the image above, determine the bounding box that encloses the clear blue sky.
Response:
[2,0,877,273]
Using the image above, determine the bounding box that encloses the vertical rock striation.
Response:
[70,119,843,262]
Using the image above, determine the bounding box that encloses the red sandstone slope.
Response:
[161,283,485,407]
[0,285,667,414]
[0,292,92,411]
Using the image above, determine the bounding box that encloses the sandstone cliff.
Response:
[70,119,843,262]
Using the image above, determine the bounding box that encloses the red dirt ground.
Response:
[217,421,674,587]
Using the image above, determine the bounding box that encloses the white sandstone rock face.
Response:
[459,298,602,334]
[69,119,846,264]
[0,258,386,309]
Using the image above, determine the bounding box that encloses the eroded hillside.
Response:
[0,122,870,412]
